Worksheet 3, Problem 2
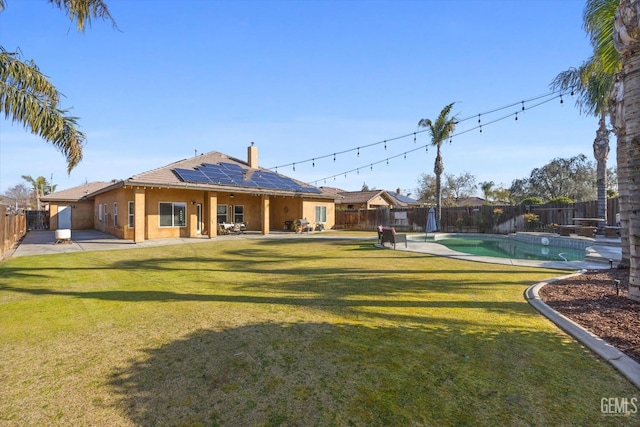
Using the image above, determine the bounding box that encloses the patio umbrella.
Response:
[425,207,437,241]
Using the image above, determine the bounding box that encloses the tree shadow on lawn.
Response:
[107,322,636,427]
[1,283,533,315]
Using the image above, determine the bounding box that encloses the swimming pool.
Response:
[423,234,586,261]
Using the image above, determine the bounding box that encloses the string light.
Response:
[266,90,565,183]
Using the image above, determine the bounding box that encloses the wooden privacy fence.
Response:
[1,206,27,259]
[334,199,620,233]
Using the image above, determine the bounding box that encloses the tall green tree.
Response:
[445,172,477,205]
[416,173,437,205]
[0,0,116,173]
[417,102,457,229]
[614,0,640,302]
[550,61,614,233]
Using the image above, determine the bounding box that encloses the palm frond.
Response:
[583,0,621,74]
[0,50,84,172]
[550,59,614,117]
[47,0,118,32]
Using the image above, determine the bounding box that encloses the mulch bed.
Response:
[538,268,640,364]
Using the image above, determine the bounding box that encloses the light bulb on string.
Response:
[515,112,518,121]
[312,158,315,167]
[333,153,336,162]
[478,114,481,124]
[357,147,360,157]
[357,169,359,175]
[384,140,387,150]
[370,164,373,171]
[521,101,525,111]
[386,158,389,165]
[293,163,296,172]
[404,152,406,159]
[413,133,416,143]
[560,95,563,104]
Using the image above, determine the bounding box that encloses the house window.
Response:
[233,205,244,223]
[128,201,134,228]
[98,204,103,221]
[103,204,108,224]
[113,202,118,227]
[217,205,228,223]
[315,206,327,223]
[159,202,186,227]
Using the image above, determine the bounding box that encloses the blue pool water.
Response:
[432,236,586,261]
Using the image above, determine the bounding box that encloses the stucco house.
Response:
[41,144,335,242]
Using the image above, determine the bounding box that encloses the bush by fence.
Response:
[335,199,619,233]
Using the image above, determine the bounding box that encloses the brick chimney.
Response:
[248,142,258,169]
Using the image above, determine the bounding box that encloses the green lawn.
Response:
[0,236,637,426]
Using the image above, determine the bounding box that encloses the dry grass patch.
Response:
[0,237,638,426]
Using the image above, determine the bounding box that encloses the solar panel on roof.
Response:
[173,168,211,184]
[173,162,322,193]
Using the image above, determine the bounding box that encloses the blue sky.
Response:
[1,0,603,197]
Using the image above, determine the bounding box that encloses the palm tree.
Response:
[417,102,458,229]
[614,0,640,302]
[479,181,495,204]
[0,0,116,173]
[550,62,614,235]
[582,0,630,270]
[21,175,56,210]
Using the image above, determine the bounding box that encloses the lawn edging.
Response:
[525,272,640,391]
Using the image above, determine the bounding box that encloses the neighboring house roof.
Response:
[43,151,332,200]
[335,190,421,208]
[451,197,485,207]
[0,195,14,205]
[319,186,344,196]
[337,190,389,205]
[387,191,421,207]
[41,182,114,202]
